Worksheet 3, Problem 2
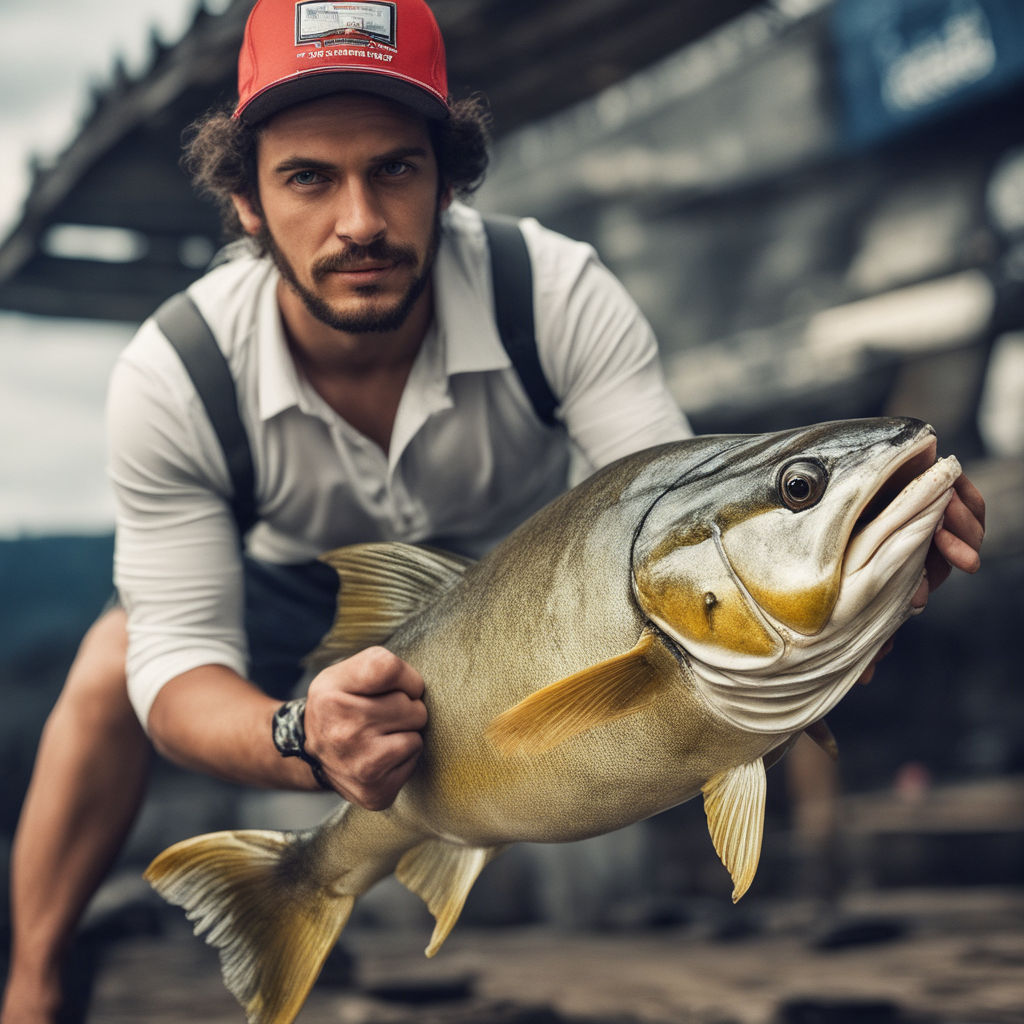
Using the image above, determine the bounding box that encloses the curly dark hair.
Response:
[182,94,491,243]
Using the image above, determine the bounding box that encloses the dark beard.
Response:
[260,215,441,334]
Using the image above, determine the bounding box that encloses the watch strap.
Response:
[272,697,332,791]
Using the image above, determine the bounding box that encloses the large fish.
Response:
[146,417,961,1024]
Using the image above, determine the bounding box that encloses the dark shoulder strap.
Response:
[481,215,560,428]
[153,291,258,540]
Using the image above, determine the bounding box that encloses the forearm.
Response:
[147,665,319,791]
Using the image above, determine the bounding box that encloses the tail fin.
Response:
[145,829,354,1024]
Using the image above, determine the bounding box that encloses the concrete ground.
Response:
[84,886,1024,1024]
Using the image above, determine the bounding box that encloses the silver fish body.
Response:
[146,417,961,1023]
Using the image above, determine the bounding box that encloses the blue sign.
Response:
[831,0,1024,146]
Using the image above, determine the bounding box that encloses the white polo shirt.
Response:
[108,202,690,725]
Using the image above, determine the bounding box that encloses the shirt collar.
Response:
[256,270,310,422]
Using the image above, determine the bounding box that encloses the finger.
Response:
[924,542,953,592]
[953,473,986,530]
[323,646,425,700]
[337,733,424,810]
[933,526,981,574]
[350,690,428,733]
[312,693,427,761]
[359,730,424,780]
[941,491,985,552]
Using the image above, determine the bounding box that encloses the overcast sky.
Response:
[0,0,226,236]
[0,0,229,537]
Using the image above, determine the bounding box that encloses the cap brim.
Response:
[237,71,449,125]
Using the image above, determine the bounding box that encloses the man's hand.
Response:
[304,647,427,810]
[921,472,986,593]
[859,472,985,685]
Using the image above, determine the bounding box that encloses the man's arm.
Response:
[147,646,427,808]
[110,333,427,810]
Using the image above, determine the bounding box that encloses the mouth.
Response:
[327,263,395,282]
[850,437,937,539]
[844,434,960,575]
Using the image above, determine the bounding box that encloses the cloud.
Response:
[0,314,133,536]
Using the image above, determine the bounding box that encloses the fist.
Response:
[304,647,427,810]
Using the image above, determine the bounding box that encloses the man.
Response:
[1,0,985,1021]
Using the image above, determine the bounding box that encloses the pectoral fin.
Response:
[396,840,503,957]
[311,542,473,668]
[485,628,664,757]
[702,758,766,902]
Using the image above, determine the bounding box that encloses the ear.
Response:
[231,192,264,236]
[439,185,453,213]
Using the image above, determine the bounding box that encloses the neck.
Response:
[276,277,433,376]
[276,280,434,453]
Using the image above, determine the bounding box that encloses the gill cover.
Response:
[631,429,859,670]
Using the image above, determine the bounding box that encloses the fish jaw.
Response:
[835,452,960,624]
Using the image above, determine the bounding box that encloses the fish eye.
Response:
[778,460,828,511]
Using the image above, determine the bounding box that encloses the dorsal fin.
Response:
[701,758,766,902]
[309,542,473,668]
[485,628,666,757]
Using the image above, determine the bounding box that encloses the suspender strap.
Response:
[153,291,259,540]
[481,215,560,427]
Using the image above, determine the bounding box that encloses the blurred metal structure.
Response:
[480,0,1024,464]
[0,0,765,322]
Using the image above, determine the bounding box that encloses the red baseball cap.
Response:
[235,0,449,125]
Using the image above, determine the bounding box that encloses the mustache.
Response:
[311,241,418,281]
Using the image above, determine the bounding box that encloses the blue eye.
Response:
[291,170,324,186]
[379,161,410,177]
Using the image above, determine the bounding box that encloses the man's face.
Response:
[236,93,448,335]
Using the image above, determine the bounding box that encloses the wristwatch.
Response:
[271,697,333,791]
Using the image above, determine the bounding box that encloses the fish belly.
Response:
[393,678,782,848]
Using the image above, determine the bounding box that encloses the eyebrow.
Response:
[271,146,430,176]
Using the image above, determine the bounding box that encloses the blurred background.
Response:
[0,0,1022,1021]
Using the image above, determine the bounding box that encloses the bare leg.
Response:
[1,608,151,1024]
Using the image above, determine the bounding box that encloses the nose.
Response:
[334,180,386,247]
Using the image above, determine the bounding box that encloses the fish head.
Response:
[632,417,961,733]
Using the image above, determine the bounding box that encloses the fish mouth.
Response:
[844,433,960,576]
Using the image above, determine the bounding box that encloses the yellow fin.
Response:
[395,840,503,957]
[804,718,839,761]
[145,829,354,1024]
[311,542,473,668]
[485,628,663,757]
[701,759,766,903]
